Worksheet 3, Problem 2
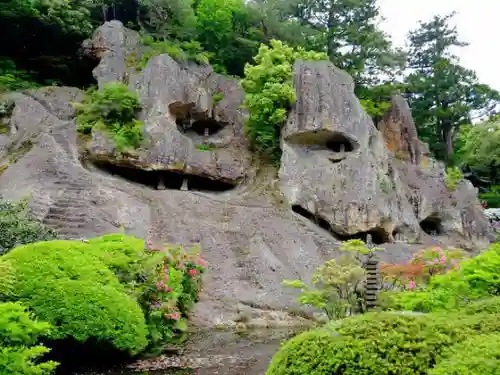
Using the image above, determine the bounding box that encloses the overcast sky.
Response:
[378,0,500,91]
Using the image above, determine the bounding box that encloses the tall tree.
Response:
[405,12,500,161]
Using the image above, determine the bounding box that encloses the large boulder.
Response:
[82,21,250,185]
[279,60,495,250]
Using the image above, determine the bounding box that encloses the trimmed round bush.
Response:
[266,311,500,375]
[2,239,149,354]
[430,334,500,375]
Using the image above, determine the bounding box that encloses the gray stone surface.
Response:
[0,22,495,328]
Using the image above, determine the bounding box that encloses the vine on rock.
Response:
[241,40,327,164]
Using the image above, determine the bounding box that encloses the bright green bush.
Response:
[266,311,500,375]
[1,238,149,354]
[389,243,500,312]
[0,302,58,375]
[137,36,210,69]
[430,334,500,375]
[457,296,500,315]
[0,59,38,93]
[241,40,327,163]
[74,82,144,152]
[0,233,207,356]
[445,166,464,190]
[0,198,57,254]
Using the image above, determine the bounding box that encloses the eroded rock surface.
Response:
[279,60,494,250]
[0,22,495,328]
[82,21,250,186]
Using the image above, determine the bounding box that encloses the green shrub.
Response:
[0,198,57,255]
[389,243,500,312]
[74,82,144,152]
[1,238,149,354]
[0,59,38,93]
[138,36,210,70]
[266,311,500,375]
[445,166,464,190]
[480,186,500,208]
[430,334,500,375]
[0,233,207,356]
[241,40,327,163]
[457,296,500,315]
[0,302,58,375]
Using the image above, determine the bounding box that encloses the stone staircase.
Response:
[39,178,109,239]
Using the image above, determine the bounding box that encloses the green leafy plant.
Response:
[282,240,381,319]
[138,36,210,70]
[0,233,207,357]
[0,198,57,255]
[445,166,464,190]
[388,243,500,312]
[266,310,500,375]
[430,333,500,375]
[212,92,224,104]
[74,83,144,153]
[241,40,327,163]
[0,302,58,375]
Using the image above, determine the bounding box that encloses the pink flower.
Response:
[170,312,180,321]
[188,269,198,277]
[407,280,416,290]
[439,255,447,264]
[198,258,206,267]
[166,287,173,293]
[156,281,164,290]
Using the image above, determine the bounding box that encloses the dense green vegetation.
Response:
[268,243,500,375]
[0,198,57,254]
[0,230,206,373]
[75,82,144,152]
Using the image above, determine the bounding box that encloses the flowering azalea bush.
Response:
[381,246,465,292]
[136,242,206,350]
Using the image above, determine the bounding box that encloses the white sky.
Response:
[378,0,500,91]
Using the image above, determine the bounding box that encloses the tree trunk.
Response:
[443,126,453,162]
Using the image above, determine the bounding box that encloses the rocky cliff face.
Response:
[0,21,494,327]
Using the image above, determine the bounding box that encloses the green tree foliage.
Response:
[0,302,58,375]
[266,310,500,375]
[405,12,500,161]
[282,240,382,319]
[0,198,57,255]
[241,40,327,162]
[75,82,144,152]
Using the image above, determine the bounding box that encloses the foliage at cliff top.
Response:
[74,82,144,153]
[0,198,57,255]
[0,301,58,375]
[0,233,206,356]
[241,40,327,163]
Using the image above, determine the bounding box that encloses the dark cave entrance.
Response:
[91,161,236,192]
[176,118,225,137]
[419,215,443,236]
[291,204,391,245]
[326,133,356,153]
[170,101,226,137]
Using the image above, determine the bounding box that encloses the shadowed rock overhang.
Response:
[89,160,237,192]
[291,204,391,245]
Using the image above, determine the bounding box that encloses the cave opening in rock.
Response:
[419,216,443,236]
[189,118,225,136]
[291,204,390,245]
[90,161,235,192]
[326,133,355,153]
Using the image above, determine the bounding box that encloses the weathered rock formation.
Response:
[279,60,494,249]
[0,21,495,327]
